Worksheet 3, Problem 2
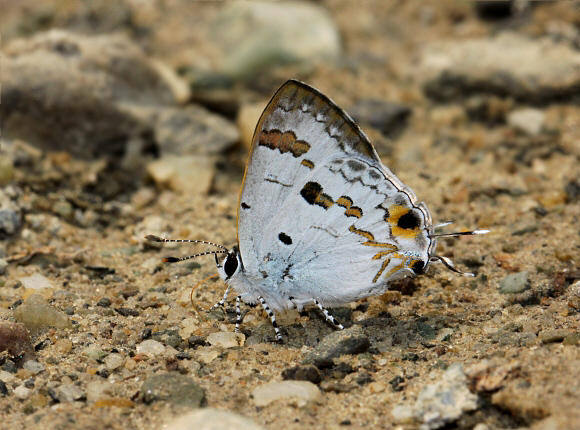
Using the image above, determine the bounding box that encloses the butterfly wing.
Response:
[239,80,380,271]
[238,80,434,306]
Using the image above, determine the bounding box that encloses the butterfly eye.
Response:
[224,254,239,278]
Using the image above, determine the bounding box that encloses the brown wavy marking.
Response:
[337,196,363,218]
[259,129,310,157]
[301,159,315,169]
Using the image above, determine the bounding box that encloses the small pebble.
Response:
[498,272,530,295]
[104,353,124,371]
[140,373,206,407]
[165,408,265,430]
[281,365,322,385]
[252,380,320,407]
[14,385,31,400]
[22,360,45,374]
[115,308,139,317]
[303,326,370,368]
[206,332,245,348]
[57,384,85,402]
[13,294,71,334]
[97,298,112,308]
[136,339,165,357]
[540,329,573,344]
[0,380,8,396]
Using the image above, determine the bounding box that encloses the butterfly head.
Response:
[215,246,243,282]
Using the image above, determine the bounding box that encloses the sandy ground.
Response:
[1,1,579,429]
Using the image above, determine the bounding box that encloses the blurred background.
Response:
[1,1,580,429]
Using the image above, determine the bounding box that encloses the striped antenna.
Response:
[145,235,228,251]
[430,229,489,239]
[145,235,228,264]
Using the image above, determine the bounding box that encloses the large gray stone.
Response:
[416,32,580,103]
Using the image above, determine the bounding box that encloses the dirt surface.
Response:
[1,1,579,429]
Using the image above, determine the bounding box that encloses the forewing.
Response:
[238,80,384,273]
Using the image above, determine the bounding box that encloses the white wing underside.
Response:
[236,81,434,310]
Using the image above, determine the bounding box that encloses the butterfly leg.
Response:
[235,294,243,333]
[258,296,282,342]
[313,299,344,330]
[209,285,231,311]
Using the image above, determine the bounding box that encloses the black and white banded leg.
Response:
[258,296,282,342]
[209,285,231,311]
[314,299,344,330]
[235,294,243,333]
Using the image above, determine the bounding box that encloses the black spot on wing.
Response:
[300,181,322,205]
[278,232,292,245]
[398,210,421,229]
[241,202,251,209]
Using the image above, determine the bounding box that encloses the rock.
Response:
[82,346,107,361]
[14,385,31,400]
[563,332,580,346]
[0,155,15,186]
[507,108,546,136]
[0,259,7,276]
[393,364,478,429]
[417,32,580,103]
[0,380,8,396]
[19,274,55,293]
[165,408,265,430]
[146,155,215,195]
[2,30,181,158]
[499,272,531,294]
[211,2,340,78]
[86,380,114,404]
[13,294,72,334]
[22,360,45,374]
[0,208,21,238]
[0,321,36,364]
[104,353,124,371]
[252,380,321,407]
[206,332,245,348]
[96,297,112,308]
[540,329,573,344]
[281,365,322,385]
[136,339,166,357]
[56,384,85,402]
[154,105,239,156]
[140,373,206,407]
[303,325,371,368]
[348,99,411,139]
[195,348,220,365]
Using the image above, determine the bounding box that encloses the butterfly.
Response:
[147,80,487,342]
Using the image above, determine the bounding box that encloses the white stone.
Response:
[104,353,124,371]
[207,332,245,348]
[22,360,45,374]
[507,108,545,136]
[136,339,165,356]
[19,274,54,291]
[252,380,321,407]
[146,155,216,195]
[166,407,265,430]
[195,348,219,365]
[14,385,31,399]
